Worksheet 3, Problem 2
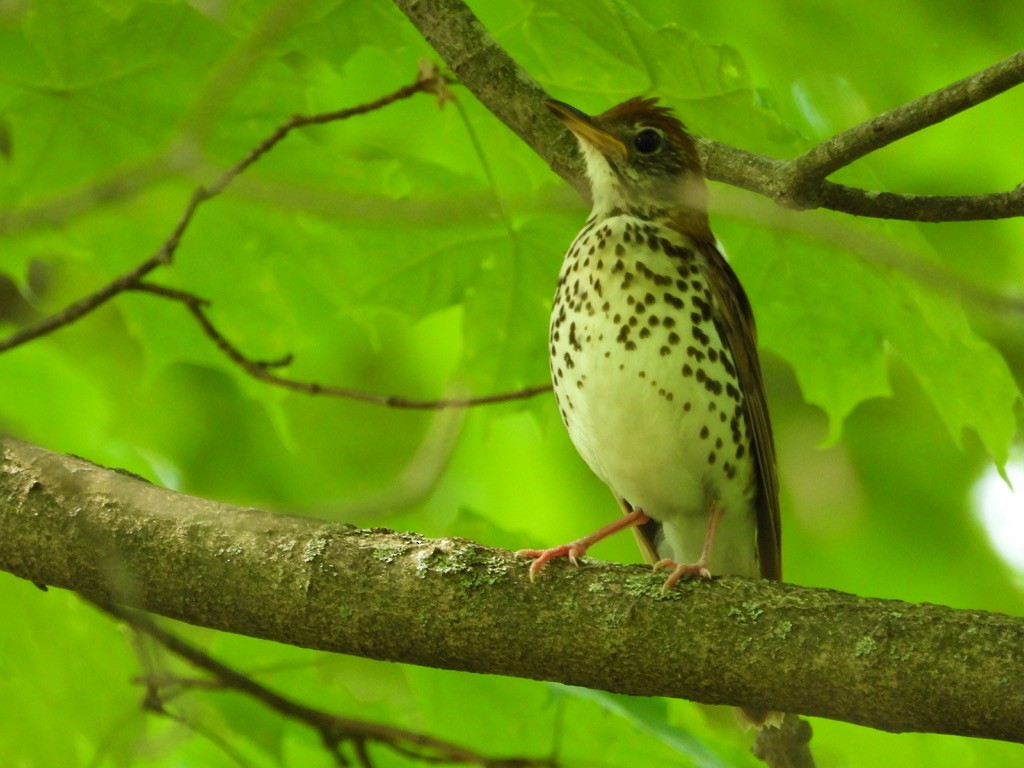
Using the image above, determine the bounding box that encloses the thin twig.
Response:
[0,66,550,411]
[0,71,440,356]
[130,282,551,408]
[93,599,551,767]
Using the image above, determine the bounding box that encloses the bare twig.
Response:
[780,49,1024,203]
[0,66,548,411]
[94,599,551,767]
[130,282,551,409]
[0,71,439,356]
[394,0,1024,221]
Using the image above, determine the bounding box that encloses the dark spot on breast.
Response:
[664,294,684,309]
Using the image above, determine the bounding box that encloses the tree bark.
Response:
[1,435,1021,744]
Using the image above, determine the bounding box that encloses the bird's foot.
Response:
[653,558,712,593]
[515,541,589,581]
[516,508,651,582]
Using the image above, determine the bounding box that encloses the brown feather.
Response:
[690,235,782,581]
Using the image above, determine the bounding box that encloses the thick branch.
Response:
[395,0,1024,221]
[2,435,1022,744]
[394,0,587,199]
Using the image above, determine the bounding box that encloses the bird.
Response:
[517,96,781,597]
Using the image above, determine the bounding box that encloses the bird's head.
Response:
[547,97,709,229]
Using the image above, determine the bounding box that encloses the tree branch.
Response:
[0,67,547,410]
[0,73,428,356]
[394,0,1024,221]
[0,69,438,357]
[782,49,1024,198]
[3,435,1022,745]
[130,282,550,409]
[99,600,549,767]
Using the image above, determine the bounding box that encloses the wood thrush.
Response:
[518,97,781,595]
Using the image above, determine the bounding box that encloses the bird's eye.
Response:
[633,128,662,154]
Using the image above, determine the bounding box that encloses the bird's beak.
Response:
[546,99,627,159]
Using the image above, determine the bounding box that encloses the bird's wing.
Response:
[697,239,782,581]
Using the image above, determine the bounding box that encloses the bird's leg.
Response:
[653,502,724,592]
[516,508,651,581]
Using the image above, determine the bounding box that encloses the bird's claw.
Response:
[653,558,712,593]
[515,543,586,581]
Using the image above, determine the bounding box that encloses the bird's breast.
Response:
[549,214,757,563]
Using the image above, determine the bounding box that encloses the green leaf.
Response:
[555,687,737,768]
[731,225,1019,463]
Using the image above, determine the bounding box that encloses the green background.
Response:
[2,1,1023,765]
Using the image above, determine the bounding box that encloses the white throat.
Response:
[578,142,625,215]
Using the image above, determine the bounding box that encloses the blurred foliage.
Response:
[1,0,1023,766]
